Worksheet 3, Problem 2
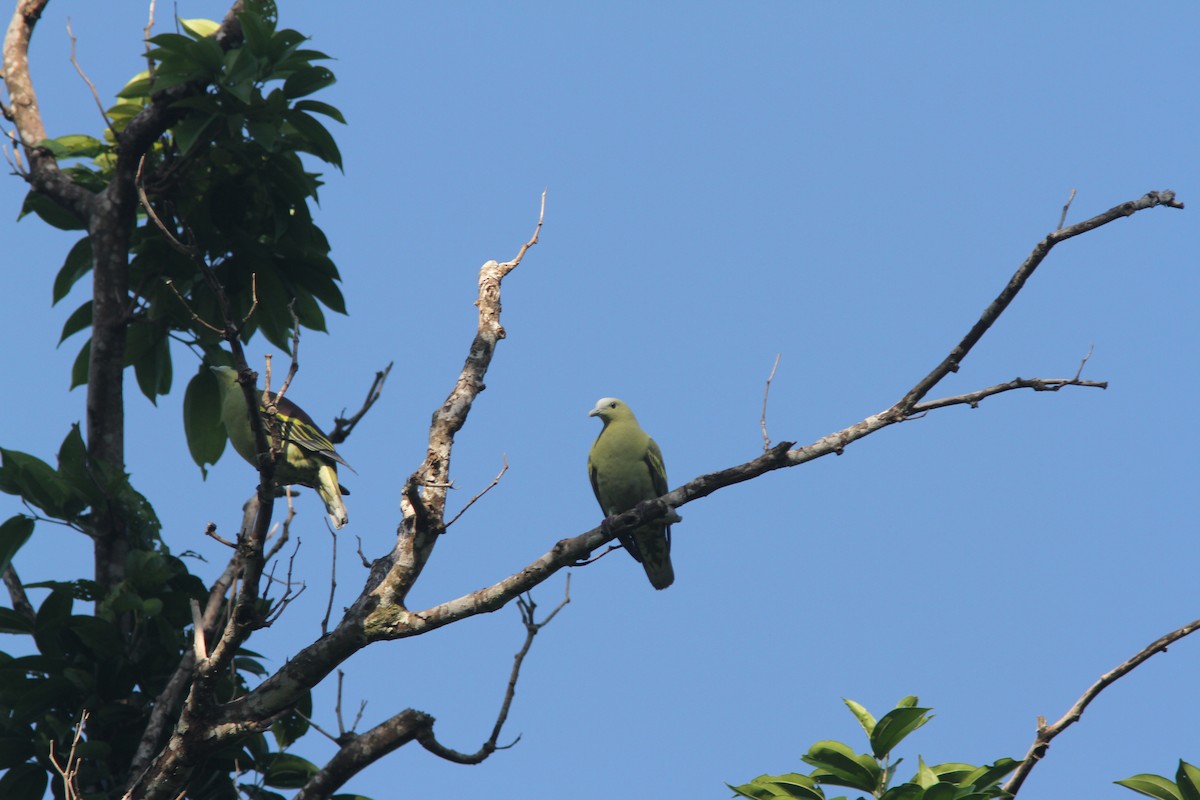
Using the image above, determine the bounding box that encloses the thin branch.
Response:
[204,521,235,549]
[329,362,393,445]
[1073,344,1094,382]
[894,190,1182,415]
[49,709,89,800]
[908,376,1107,414]
[1058,187,1077,230]
[1004,616,1200,796]
[445,454,509,529]
[65,18,112,133]
[419,578,571,765]
[321,524,338,636]
[760,353,781,451]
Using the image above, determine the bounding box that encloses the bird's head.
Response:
[210,365,237,385]
[589,397,635,424]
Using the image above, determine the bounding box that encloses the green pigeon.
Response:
[587,397,675,590]
[210,366,351,529]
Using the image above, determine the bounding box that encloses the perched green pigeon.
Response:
[210,365,351,529]
[587,397,676,590]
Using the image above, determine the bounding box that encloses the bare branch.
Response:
[760,353,781,451]
[1058,187,1076,230]
[445,454,509,529]
[321,523,338,636]
[1073,344,1094,382]
[329,362,393,445]
[1004,615,1200,796]
[65,18,111,133]
[894,190,1182,415]
[292,710,435,800]
[391,192,546,603]
[49,709,89,800]
[909,376,1106,414]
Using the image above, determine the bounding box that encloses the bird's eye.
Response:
[609,401,617,408]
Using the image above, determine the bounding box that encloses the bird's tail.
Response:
[316,464,349,529]
[633,524,674,590]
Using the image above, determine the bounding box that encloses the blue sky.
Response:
[2,3,1197,799]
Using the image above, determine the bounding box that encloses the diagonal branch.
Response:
[390,190,546,602]
[894,190,1182,415]
[1003,616,1200,796]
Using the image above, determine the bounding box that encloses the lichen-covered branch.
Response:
[389,191,545,603]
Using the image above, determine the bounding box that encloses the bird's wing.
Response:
[645,437,669,498]
[273,393,353,469]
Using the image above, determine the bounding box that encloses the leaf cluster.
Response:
[730,698,1019,800]
[22,2,348,474]
[0,427,325,799]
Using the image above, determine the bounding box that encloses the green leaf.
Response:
[70,338,91,390]
[923,783,956,800]
[729,774,824,800]
[261,753,319,789]
[0,607,35,634]
[843,698,876,737]
[880,784,925,800]
[117,74,154,99]
[148,32,199,54]
[282,65,335,98]
[802,741,882,793]
[38,134,107,160]
[956,758,1021,790]
[184,368,227,473]
[896,696,919,709]
[284,110,342,168]
[1177,762,1200,800]
[179,18,221,38]
[0,762,48,800]
[188,36,225,72]
[293,99,346,124]
[19,190,86,231]
[59,300,93,344]
[173,111,219,156]
[0,449,84,519]
[0,516,34,575]
[914,756,939,789]
[238,8,275,56]
[1116,775,1184,800]
[271,690,312,748]
[52,237,93,305]
[870,707,932,759]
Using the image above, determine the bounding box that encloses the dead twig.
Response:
[760,353,781,451]
[445,455,509,529]
[330,362,393,444]
[65,19,112,134]
[417,577,571,764]
[49,709,90,800]
[1004,615,1200,796]
[1058,187,1077,230]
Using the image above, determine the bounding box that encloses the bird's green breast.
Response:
[589,421,656,515]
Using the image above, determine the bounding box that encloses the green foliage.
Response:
[1118,760,1200,800]
[23,2,348,472]
[729,698,1020,800]
[2,7,347,796]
